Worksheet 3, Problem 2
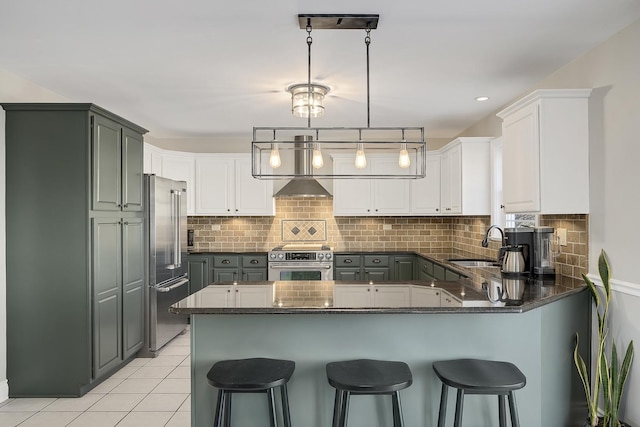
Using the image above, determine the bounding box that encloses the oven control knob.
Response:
[269,253,277,260]
[317,253,324,260]
[325,253,333,260]
[277,253,285,260]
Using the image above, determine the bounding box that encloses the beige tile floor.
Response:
[0,330,191,427]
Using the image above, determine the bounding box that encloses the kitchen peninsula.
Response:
[172,272,589,427]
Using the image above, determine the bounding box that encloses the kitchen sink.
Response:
[447,259,500,268]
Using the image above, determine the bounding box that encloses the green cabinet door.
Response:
[213,268,239,282]
[243,269,267,281]
[335,268,361,281]
[92,115,122,211]
[92,218,123,379]
[122,218,144,359]
[364,268,389,282]
[393,256,415,281]
[122,127,144,212]
[188,255,211,293]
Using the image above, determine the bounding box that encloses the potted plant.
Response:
[574,250,634,427]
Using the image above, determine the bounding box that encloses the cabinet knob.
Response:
[222,259,231,264]
[436,208,439,212]
[375,209,378,212]
[367,209,370,212]
[343,259,353,264]
[373,259,381,264]
[500,204,505,209]
[227,209,230,212]
[235,209,238,212]
[250,259,259,264]
[123,204,128,208]
[375,288,379,292]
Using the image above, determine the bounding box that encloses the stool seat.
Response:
[433,358,526,393]
[433,358,526,427]
[207,357,295,427]
[207,357,295,391]
[326,359,412,427]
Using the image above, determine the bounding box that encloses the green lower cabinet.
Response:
[363,268,390,282]
[187,255,211,293]
[213,268,239,282]
[242,269,268,281]
[211,254,267,283]
[335,268,361,281]
[122,218,145,360]
[393,256,415,281]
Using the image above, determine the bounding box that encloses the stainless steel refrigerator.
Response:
[140,174,189,357]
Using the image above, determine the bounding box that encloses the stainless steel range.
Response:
[268,244,334,281]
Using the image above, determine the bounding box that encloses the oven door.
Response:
[268,263,333,281]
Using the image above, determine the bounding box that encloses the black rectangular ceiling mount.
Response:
[298,14,379,30]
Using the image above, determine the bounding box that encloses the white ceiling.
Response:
[2,0,640,148]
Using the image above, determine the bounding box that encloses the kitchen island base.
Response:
[189,290,589,427]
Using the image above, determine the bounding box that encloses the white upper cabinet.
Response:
[410,153,441,214]
[143,147,274,216]
[439,137,492,215]
[497,89,591,214]
[194,155,274,216]
[160,151,196,215]
[332,155,410,216]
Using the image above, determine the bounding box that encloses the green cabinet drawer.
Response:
[213,255,239,268]
[364,255,389,267]
[242,255,267,268]
[335,255,361,267]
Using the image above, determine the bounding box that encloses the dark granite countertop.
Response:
[175,248,585,314]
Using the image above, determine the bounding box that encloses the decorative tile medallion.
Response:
[282,220,327,242]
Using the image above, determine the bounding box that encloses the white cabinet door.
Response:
[411,286,441,307]
[440,144,462,214]
[234,158,274,216]
[411,154,441,214]
[497,89,590,214]
[143,143,163,175]
[441,291,462,307]
[234,285,273,307]
[199,286,234,307]
[372,285,411,307]
[195,158,234,215]
[161,153,196,215]
[501,102,541,213]
[371,158,411,215]
[333,285,372,308]
[332,158,372,216]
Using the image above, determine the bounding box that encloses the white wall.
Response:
[0,69,69,402]
[461,18,640,424]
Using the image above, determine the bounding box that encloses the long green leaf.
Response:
[574,334,598,423]
[598,250,611,302]
[582,273,601,308]
[614,341,635,423]
[610,343,619,423]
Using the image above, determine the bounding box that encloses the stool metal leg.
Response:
[437,383,448,427]
[281,385,292,427]
[213,390,224,427]
[341,391,351,427]
[223,392,232,427]
[392,391,405,427]
[453,388,464,427]
[267,388,277,427]
[498,395,507,427]
[332,389,343,427]
[508,391,520,427]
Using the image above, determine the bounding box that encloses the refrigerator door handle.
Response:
[155,278,189,293]
[170,189,182,269]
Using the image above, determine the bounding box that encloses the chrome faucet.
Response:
[482,225,504,248]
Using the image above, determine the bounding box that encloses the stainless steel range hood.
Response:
[274,135,332,198]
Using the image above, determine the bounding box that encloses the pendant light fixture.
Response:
[252,14,426,180]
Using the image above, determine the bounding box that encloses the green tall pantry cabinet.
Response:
[3,103,148,396]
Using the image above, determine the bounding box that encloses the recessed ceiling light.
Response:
[475,96,489,102]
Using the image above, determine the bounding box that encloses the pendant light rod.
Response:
[306,20,312,128]
[365,25,371,129]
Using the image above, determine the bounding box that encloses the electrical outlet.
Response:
[212,224,221,231]
[557,228,567,246]
[383,224,392,231]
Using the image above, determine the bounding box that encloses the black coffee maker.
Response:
[503,228,534,275]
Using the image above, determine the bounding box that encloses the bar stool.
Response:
[432,358,526,427]
[326,359,413,427]
[207,357,295,427]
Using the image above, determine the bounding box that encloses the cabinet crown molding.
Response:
[496,88,592,119]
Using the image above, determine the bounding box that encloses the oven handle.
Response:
[269,264,333,270]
